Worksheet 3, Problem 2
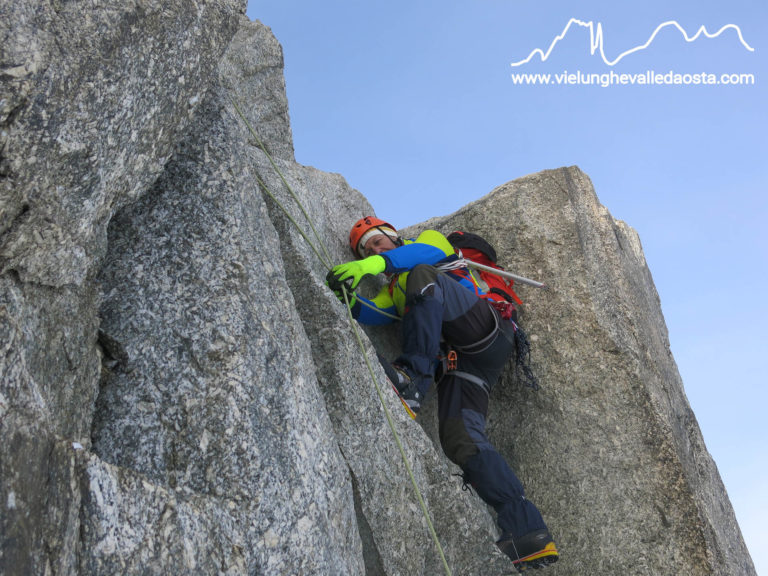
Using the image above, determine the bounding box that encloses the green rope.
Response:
[228,92,451,575]
[229,95,334,268]
[355,294,402,322]
[253,170,332,270]
[231,95,398,321]
[341,286,452,575]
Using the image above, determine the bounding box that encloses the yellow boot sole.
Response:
[514,541,559,571]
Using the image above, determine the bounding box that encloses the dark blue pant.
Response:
[398,265,547,539]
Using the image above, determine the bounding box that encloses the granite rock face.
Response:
[410,169,755,575]
[0,7,756,576]
[1,1,245,573]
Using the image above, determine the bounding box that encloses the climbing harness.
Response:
[448,370,492,397]
[438,310,539,391]
[229,94,452,576]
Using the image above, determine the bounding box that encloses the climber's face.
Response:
[362,234,397,257]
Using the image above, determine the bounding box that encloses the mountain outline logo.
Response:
[510,19,755,67]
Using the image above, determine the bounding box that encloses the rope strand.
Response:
[229,95,334,267]
[228,92,451,575]
[341,286,452,575]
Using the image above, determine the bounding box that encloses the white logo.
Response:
[510,19,755,67]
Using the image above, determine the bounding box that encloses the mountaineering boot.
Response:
[378,355,423,415]
[496,529,558,571]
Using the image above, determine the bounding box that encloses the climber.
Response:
[326,216,559,571]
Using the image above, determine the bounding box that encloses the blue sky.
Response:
[247,2,766,572]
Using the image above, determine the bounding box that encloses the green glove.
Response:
[331,286,357,309]
[324,269,357,307]
[329,255,386,289]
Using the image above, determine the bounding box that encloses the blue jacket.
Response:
[353,229,482,324]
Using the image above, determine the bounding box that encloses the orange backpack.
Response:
[446,231,523,306]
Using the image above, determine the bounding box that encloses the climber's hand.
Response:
[333,286,357,308]
[328,256,386,290]
[325,269,357,307]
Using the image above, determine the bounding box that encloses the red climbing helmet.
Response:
[349,216,398,258]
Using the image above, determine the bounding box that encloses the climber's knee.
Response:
[405,264,439,298]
